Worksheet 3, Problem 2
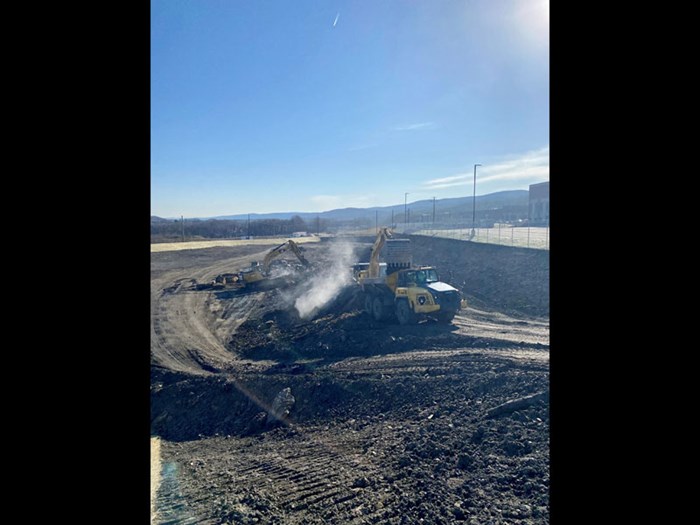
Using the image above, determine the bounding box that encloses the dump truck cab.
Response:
[393,266,464,323]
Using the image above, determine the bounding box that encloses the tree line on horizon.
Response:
[151,215,334,242]
[151,202,531,242]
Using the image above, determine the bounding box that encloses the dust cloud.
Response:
[295,241,356,319]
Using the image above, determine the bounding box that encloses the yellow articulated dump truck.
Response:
[353,228,467,325]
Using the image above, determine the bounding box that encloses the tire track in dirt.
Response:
[153,459,201,525]
[326,346,549,379]
[151,249,270,374]
[452,308,549,347]
[160,429,394,524]
[160,389,551,525]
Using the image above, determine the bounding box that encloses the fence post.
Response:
[498,223,501,244]
[546,226,549,250]
[511,227,514,246]
[486,228,489,243]
[527,227,530,248]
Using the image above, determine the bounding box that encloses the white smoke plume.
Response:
[295,240,356,319]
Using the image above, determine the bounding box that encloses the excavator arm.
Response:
[368,227,392,278]
[286,240,311,269]
[262,240,311,272]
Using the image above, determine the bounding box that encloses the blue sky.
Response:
[151,0,549,218]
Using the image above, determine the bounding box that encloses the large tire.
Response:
[364,294,374,315]
[396,299,417,325]
[372,296,386,322]
[436,310,456,324]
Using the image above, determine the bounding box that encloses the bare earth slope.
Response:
[151,237,549,524]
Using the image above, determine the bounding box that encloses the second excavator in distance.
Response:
[239,239,311,285]
[212,239,312,290]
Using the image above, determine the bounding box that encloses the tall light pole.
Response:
[404,192,409,226]
[472,164,481,237]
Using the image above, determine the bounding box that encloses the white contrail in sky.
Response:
[333,12,340,27]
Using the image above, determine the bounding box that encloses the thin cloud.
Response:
[310,194,377,211]
[393,122,435,131]
[424,173,473,187]
[423,146,549,190]
[333,12,340,27]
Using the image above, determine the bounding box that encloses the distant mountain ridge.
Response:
[151,190,530,223]
[211,190,527,221]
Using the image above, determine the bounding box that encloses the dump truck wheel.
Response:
[364,294,374,315]
[396,299,417,325]
[372,297,386,322]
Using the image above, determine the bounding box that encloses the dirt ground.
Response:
[151,236,549,524]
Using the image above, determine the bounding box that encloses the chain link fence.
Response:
[395,224,550,250]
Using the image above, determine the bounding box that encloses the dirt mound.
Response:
[151,237,549,524]
[229,306,540,364]
[152,354,549,523]
[152,352,548,440]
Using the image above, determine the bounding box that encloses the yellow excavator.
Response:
[353,228,467,324]
[237,239,311,287]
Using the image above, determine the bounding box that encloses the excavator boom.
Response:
[368,227,392,278]
[286,240,311,269]
[262,239,311,271]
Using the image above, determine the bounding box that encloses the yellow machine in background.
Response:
[207,239,312,290]
[238,239,311,286]
[353,228,467,324]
